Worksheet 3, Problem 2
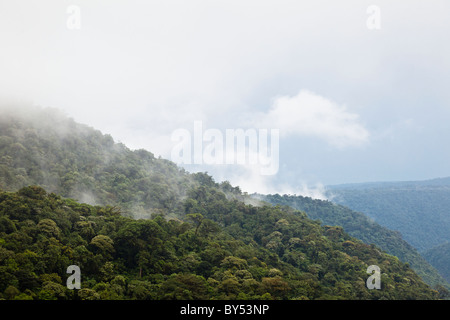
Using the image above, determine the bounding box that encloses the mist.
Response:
[1,1,450,193]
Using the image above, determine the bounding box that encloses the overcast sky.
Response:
[1,0,449,196]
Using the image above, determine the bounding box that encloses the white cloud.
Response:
[212,163,328,200]
[254,90,369,148]
[0,0,448,187]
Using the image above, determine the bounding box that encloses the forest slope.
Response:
[255,193,449,290]
[326,179,450,252]
[326,180,450,287]
[0,105,444,299]
[423,242,450,284]
[0,185,441,300]
[0,105,198,219]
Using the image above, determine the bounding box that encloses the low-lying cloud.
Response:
[254,90,369,148]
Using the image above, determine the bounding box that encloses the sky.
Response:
[1,0,450,196]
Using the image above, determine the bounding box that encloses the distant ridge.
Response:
[326,177,450,286]
[0,104,445,299]
[255,193,450,290]
[326,176,450,190]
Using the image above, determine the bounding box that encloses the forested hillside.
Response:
[256,193,449,290]
[326,180,450,288]
[326,180,450,252]
[0,106,198,219]
[0,105,446,300]
[423,242,450,284]
[0,186,441,300]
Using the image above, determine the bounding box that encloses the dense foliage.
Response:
[0,186,440,300]
[0,106,197,218]
[423,242,450,285]
[0,105,445,300]
[327,181,450,252]
[256,193,450,290]
[326,180,450,291]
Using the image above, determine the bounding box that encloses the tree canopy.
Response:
[0,186,441,300]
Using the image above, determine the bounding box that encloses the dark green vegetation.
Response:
[327,179,450,252]
[326,180,450,285]
[0,186,441,300]
[0,106,197,219]
[0,105,445,299]
[256,193,450,290]
[423,242,450,285]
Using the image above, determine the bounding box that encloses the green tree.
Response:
[186,213,204,236]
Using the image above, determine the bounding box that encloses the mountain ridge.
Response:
[326,176,450,191]
[325,179,450,252]
[254,193,450,290]
[324,178,450,286]
[0,105,446,299]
